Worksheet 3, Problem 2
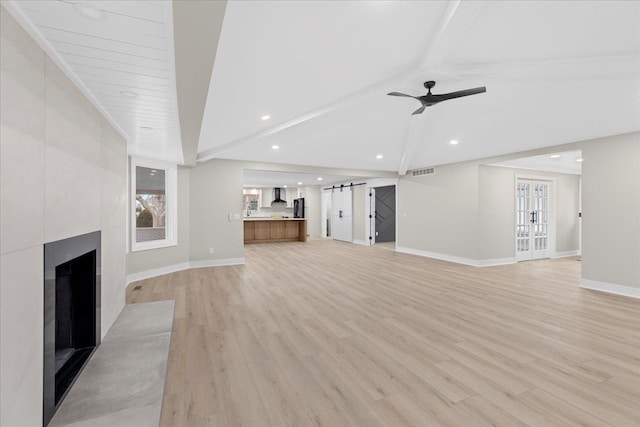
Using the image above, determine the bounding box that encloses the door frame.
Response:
[321,190,331,238]
[368,188,376,245]
[514,174,557,260]
[365,178,399,248]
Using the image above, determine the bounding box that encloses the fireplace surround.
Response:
[43,231,101,425]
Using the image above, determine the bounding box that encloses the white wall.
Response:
[189,159,245,263]
[477,166,580,260]
[398,162,480,260]
[581,132,640,292]
[397,162,580,264]
[0,7,127,425]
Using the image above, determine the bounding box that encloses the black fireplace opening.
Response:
[44,231,101,426]
[54,250,96,403]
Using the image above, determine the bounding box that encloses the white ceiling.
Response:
[490,149,583,175]
[199,0,640,173]
[6,1,640,174]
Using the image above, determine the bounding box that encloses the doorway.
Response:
[374,185,396,243]
[331,186,353,242]
[515,178,553,261]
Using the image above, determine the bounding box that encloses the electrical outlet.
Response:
[375,231,379,236]
[209,247,215,254]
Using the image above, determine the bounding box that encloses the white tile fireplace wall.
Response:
[0,7,127,426]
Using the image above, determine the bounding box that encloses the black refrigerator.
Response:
[293,198,305,218]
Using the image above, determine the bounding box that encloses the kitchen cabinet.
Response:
[257,187,298,208]
[285,187,298,207]
[260,187,273,208]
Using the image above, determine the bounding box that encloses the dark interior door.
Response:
[375,185,396,242]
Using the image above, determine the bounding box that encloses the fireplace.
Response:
[43,231,101,425]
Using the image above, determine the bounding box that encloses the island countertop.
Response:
[243,217,306,221]
[243,218,307,243]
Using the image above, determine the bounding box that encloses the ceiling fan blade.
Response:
[436,87,486,102]
[387,92,416,98]
[412,106,426,115]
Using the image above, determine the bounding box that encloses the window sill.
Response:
[131,240,177,252]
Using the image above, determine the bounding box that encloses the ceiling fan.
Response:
[388,81,486,115]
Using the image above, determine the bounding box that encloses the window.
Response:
[130,158,177,251]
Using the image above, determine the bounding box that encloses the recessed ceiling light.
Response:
[74,3,107,21]
[261,115,271,121]
[120,91,139,98]
[150,173,155,176]
[271,145,279,150]
[283,185,287,188]
[376,154,383,159]
[576,158,584,162]
[140,126,153,131]
[297,182,302,185]
[151,169,157,173]
[317,177,323,181]
[550,154,561,159]
[449,140,459,145]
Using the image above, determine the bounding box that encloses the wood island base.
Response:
[244,219,307,243]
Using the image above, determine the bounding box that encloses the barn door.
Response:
[375,185,396,243]
[331,187,353,242]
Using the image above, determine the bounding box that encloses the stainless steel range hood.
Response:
[271,188,287,206]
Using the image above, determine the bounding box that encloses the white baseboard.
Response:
[396,247,515,267]
[580,279,640,299]
[127,258,246,284]
[352,239,370,246]
[476,257,517,267]
[126,262,191,284]
[552,250,581,259]
[190,258,245,269]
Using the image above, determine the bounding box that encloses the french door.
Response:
[516,179,551,261]
[331,187,353,242]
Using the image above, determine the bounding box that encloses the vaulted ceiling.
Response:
[6,1,640,174]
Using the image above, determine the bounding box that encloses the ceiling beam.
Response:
[419,0,485,70]
[397,0,485,175]
[397,106,448,176]
[174,0,227,166]
[455,53,640,80]
[198,1,487,163]
[397,115,427,176]
[197,67,420,162]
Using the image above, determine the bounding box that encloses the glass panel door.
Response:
[516,179,550,261]
[516,181,530,258]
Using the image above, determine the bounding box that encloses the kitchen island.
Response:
[243,218,307,243]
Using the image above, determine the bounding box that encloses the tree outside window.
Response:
[135,167,166,242]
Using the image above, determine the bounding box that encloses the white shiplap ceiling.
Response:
[5,1,640,174]
[5,0,183,163]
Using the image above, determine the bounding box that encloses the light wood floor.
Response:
[127,239,640,427]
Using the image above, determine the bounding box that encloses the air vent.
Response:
[411,167,435,177]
